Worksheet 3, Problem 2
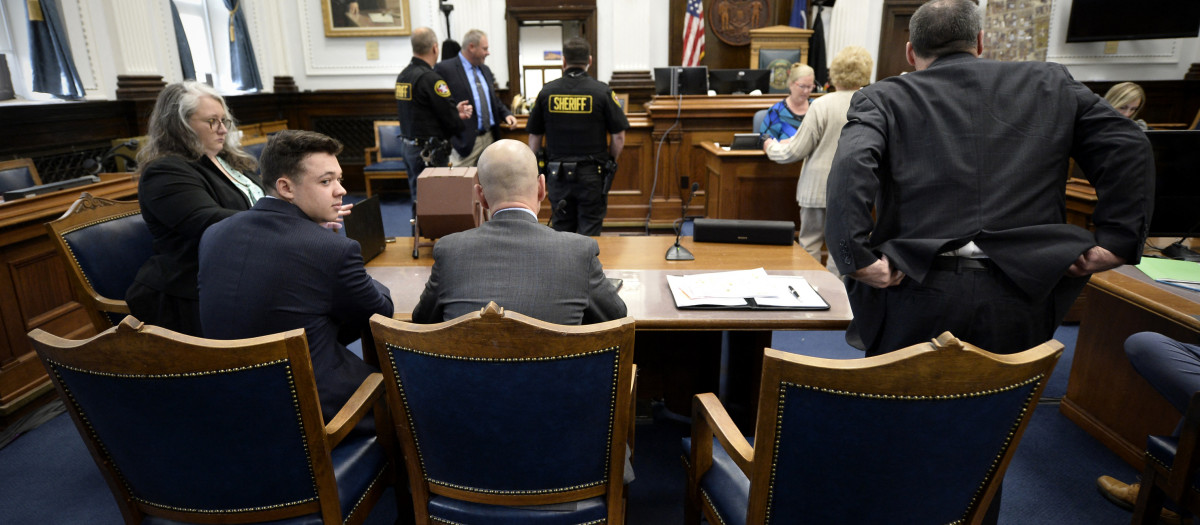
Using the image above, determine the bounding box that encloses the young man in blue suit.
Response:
[434,29,517,168]
[412,139,626,325]
[197,130,394,432]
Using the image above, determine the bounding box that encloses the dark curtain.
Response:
[810,5,829,89]
[223,0,262,91]
[170,0,196,81]
[27,0,85,100]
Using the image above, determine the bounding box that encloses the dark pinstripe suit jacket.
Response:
[412,209,626,325]
[197,197,393,423]
[825,52,1154,350]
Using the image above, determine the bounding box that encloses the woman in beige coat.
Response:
[763,46,874,274]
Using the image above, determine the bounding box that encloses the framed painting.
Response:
[614,93,630,114]
[323,0,411,37]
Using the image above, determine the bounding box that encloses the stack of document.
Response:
[667,268,829,310]
[1135,257,1200,292]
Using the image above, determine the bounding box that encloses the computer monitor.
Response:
[654,66,709,96]
[1144,130,1200,260]
[707,69,771,95]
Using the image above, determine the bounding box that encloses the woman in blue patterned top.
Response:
[758,63,816,140]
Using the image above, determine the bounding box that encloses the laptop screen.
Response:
[343,195,387,262]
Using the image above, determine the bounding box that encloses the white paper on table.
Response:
[666,275,749,307]
[674,268,777,299]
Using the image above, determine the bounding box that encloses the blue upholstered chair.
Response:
[684,332,1063,525]
[363,121,408,197]
[1132,391,1200,524]
[752,109,768,134]
[45,192,154,332]
[0,157,41,194]
[242,136,268,162]
[370,302,637,524]
[27,316,398,525]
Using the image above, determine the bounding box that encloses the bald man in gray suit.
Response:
[411,139,626,324]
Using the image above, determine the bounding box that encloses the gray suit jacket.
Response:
[825,53,1154,350]
[412,209,626,325]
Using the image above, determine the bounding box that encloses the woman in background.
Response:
[758,63,816,140]
[763,46,874,274]
[1104,82,1148,130]
[126,81,264,336]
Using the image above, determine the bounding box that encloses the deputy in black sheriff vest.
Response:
[395,26,472,200]
[527,37,630,236]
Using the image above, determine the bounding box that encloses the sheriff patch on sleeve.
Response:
[395,83,412,100]
[549,94,592,114]
[435,80,451,97]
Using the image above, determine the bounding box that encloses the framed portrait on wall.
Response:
[323,0,412,37]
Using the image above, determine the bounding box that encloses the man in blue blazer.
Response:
[412,139,626,325]
[434,29,517,167]
[826,0,1153,358]
[197,130,394,431]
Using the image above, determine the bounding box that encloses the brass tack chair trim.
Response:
[47,358,322,513]
[59,210,143,306]
[762,375,1046,523]
[385,343,625,493]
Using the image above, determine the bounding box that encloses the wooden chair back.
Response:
[259,119,289,135]
[27,316,391,524]
[45,192,154,332]
[0,158,41,194]
[370,302,637,524]
[688,332,1062,525]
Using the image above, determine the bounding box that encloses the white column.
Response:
[103,0,172,77]
[601,0,653,79]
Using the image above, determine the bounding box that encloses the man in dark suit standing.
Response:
[434,29,517,168]
[197,130,394,431]
[825,0,1153,358]
[412,139,626,325]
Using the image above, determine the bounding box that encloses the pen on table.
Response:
[787,285,800,299]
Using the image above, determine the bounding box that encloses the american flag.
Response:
[790,0,808,29]
[682,0,705,67]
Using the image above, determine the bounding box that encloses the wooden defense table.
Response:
[1061,264,1200,468]
[367,235,852,423]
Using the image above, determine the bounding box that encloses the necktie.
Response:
[471,67,492,131]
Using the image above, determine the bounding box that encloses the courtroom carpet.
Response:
[0,194,1140,524]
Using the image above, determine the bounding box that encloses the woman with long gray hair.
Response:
[126,81,264,336]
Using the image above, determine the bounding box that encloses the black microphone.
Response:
[666,182,699,260]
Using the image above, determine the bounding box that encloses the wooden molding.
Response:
[115,75,166,101]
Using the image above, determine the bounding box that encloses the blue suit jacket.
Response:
[434,55,512,158]
[197,197,394,423]
[412,210,626,325]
